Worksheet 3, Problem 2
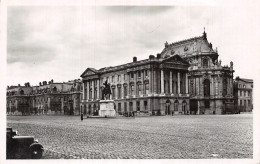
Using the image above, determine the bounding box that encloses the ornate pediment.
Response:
[80,68,98,78]
[162,55,189,65]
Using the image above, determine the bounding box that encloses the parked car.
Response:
[6,127,44,159]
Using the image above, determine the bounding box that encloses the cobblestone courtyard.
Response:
[7,114,253,159]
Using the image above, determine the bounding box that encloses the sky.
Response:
[6,3,260,86]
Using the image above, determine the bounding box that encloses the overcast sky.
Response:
[7,3,260,86]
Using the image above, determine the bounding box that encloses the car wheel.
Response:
[29,147,43,159]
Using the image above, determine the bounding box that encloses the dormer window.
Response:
[203,58,208,68]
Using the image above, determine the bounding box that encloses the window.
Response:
[137,101,140,111]
[243,85,246,88]
[118,75,121,82]
[144,101,147,110]
[131,85,135,95]
[248,100,251,106]
[137,83,142,95]
[138,71,141,78]
[124,86,127,97]
[244,100,246,106]
[204,79,210,97]
[203,58,208,67]
[124,102,127,113]
[244,91,247,97]
[112,76,114,82]
[112,88,115,99]
[222,78,227,96]
[182,101,187,112]
[129,102,133,111]
[124,74,126,80]
[174,100,179,111]
[131,73,134,79]
[241,91,244,97]
[118,103,121,113]
[248,91,251,96]
[205,101,210,108]
[239,84,241,88]
[145,83,149,94]
[118,87,121,99]
[240,100,242,106]
[145,70,148,77]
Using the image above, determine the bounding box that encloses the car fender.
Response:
[29,143,43,151]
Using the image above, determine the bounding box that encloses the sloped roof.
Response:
[161,32,216,58]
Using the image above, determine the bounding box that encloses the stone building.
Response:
[160,30,235,114]
[233,77,253,112]
[6,79,82,115]
[81,55,190,116]
[81,30,235,115]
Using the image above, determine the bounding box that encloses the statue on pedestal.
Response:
[102,80,112,100]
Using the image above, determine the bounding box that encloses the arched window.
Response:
[203,58,208,67]
[174,100,179,111]
[203,79,210,97]
[20,90,24,95]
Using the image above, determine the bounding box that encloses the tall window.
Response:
[112,88,115,99]
[244,100,246,106]
[222,78,227,96]
[118,75,121,82]
[240,100,242,106]
[131,73,134,79]
[137,101,140,111]
[118,87,121,99]
[144,101,147,110]
[129,102,133,111]
[174,100,179,111]
[205,100,210,108]
[118,103,121,113]
[112,76,114,82]
[124,85,127,97]
[137,83,142,95]
[131,85,135,95]
[138,71,141,78]
[203,58,208,67]
[144,70,148,77]
[190,79,194,95]
[203,79,210,97]
[145,83,149,94]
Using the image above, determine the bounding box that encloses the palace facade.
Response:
[6,79,82,115]
[233,77,253,112]
[80,31,235,115]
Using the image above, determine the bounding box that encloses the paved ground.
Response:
[7,114,253,159]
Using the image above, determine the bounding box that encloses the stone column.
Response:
[97,79,100,100]
[92,80,94,100]
[134,72,137,96]
[161,69,164,94]
[197,101,200,114]
[185,73,188,94]
[82,81,85,100]
[170,71,173,94]
[115,85,118,99]
[177,72,180,94]
[86,81,89,100]
[149,70,152,94]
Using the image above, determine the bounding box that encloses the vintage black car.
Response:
[6,127,44,159]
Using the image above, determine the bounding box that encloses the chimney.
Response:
[149,55,155,59]
[133,57,137,62]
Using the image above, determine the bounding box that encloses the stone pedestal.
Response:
[99,100,116,117]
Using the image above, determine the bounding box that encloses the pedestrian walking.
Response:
[81,113,83,121]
